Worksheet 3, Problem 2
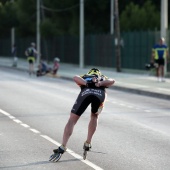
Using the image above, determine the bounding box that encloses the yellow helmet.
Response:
[87,68,101,76]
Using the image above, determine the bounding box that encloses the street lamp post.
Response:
[36,0,41,65]
[161,0,168,76]
[110,0,114,35]
[79,0,84,68]
[11,0,15,49]
[114,0,121,72]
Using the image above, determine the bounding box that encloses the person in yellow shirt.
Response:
[151,38,169,82]
[25,42,38,76]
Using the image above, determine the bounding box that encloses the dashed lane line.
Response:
[41,135,104,170]
[13,119,22,123]
[0,109,10,116]
[21,123,30,128]
[9,115,15,119]
[110,100,151,113]
[0,108,104,170]
[30,128,40,133]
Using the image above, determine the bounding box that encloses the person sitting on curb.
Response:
[52,57,60,76]
[36,59,51,77]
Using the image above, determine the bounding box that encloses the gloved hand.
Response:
[85,76,99,87]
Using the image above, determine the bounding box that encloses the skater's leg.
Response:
[49,113,80,162]
[29,63,34,75]
[86,113,98,144]
[83,113,98,158]
[62,113,80,147]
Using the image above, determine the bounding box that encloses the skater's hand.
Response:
[95,81,101,87]
[92,76,98,83]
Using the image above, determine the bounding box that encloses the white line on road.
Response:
[0,109,10,116]
[144,110,151,112]
[0,108,104,170]
[119,103,126,106]
[9,115,15,119]
[13,119,22,123]
[30,128,40,133]
[41,135,104,170]
[21,123,30,128]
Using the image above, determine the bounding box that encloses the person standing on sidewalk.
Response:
[25,42,38,76]
[151,37,169,82]
[49,68,115,162]
[11,44,18,67]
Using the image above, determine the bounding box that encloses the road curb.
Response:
[112,86,170,100]
[1,64,170,101]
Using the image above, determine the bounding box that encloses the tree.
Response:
[0,0,167,38]
[0,1,18,38]
[120,0,160,31]
[15,0,37,37]
[84,0,110,34]
[41,0,79,36]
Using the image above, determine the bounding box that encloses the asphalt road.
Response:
[0,67,170,170]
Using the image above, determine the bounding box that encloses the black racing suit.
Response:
[71,74,107,116]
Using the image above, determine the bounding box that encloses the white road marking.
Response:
[21,123,30,128]
[41,135,104,170]
[110,100,152,113]
[0,109,10,116]
[120,103,126,106]
[144,110,151,112]
[30,128,40,133]
[13,119,22,123]
[9,115,15,119]
[0,108,104,170]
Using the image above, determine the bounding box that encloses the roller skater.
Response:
[49,68,115,162]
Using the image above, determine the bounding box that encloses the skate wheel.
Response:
[49,153,62,162]
[83,150,87,160]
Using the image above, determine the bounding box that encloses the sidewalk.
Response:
[0,57,170,100]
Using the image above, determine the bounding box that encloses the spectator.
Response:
[25,42,38,76]
[11,44,18,67]
[52,57,60,76]
[36,59,50,77]
[151,37,169,82]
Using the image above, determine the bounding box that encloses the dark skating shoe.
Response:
[83,142,91,151]
[83,142,91,160]
[49,145,66,162]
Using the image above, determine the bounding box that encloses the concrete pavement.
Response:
[0,57,170,100]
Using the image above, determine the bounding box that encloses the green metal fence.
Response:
[0,30,169,72]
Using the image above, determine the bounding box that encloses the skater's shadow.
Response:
[88,150,107,155]
[0,161,50,169]
[0,159,82,169]
[0,151,107,169]
[58,158,81,163]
